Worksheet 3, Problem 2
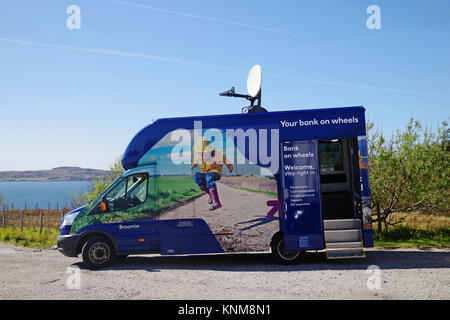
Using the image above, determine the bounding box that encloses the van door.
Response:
[101,169,156,253]
[280,140,324,251]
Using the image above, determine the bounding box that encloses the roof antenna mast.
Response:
[219,65,268,113]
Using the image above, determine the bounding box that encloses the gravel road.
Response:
[0,243,449,300]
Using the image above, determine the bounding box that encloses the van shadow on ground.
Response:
[73,249,450,273]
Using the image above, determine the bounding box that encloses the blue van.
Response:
[57,106,373,269]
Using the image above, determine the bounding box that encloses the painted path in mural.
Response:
[158,183,280,252]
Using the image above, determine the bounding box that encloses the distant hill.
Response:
[0,167,112,182]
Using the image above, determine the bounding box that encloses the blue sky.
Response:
[0,0,449,171]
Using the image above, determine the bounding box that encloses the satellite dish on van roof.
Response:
[247,65,262,98]
[219,64,266,113]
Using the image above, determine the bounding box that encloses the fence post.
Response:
[20,211,23,231]
[39,212,43,234]
[2,205,5,228]
[24,203,27,230]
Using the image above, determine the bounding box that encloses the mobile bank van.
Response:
[57,67,373,269]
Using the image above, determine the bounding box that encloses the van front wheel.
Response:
[270,232,302,265]
[81,236,115,269]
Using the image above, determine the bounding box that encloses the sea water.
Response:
[0,181,91,209]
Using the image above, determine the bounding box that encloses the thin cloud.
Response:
[1,37,448,100]
[0,38,244,73]
[265,72,450,99]
[105,0,290,35]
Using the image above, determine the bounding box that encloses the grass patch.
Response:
[374,225,450,248]
[374,240,448,248]
[382,211,449,229]
[157,176,199,194]
[0,227,59,248]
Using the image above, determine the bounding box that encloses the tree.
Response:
[367,119,449,231]
[70,156,125,209]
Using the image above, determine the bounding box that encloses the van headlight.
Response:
[62,211,80,226]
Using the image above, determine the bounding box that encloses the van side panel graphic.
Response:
[122,107,366,170]
[160,219,224,255]
[280,140,324,251]
[67,107,371,255]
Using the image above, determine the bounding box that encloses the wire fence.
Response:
[1,203,71,232]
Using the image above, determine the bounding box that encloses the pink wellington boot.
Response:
[200,186,213,204]
[209,187,222,210]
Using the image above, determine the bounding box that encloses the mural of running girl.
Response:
[191,136,234,210]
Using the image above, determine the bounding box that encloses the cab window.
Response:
[103,173,148,212]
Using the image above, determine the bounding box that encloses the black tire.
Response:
[81,236,115,269]
[270,232,303,265]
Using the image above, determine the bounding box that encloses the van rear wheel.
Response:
[81,236,115,269]
[270,232,302,265]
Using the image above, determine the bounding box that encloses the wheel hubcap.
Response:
[89,242,110,264]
